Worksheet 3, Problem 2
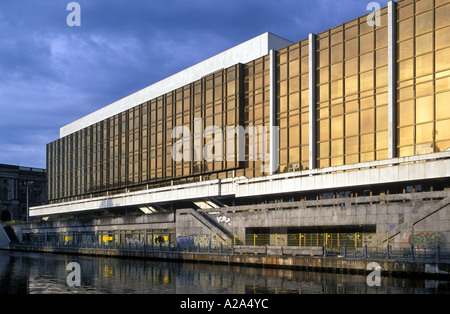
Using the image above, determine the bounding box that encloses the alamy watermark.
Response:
[171,119,279,173]
[367,2,382,27]
[66,2,81,27]
[65,2,381,28]
[366,262,382,287]
[66,262,81,287]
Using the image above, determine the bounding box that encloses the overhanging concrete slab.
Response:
[30,152,450,217]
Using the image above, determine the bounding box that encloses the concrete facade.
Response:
[30,151,450,217]
[17,190,450,250]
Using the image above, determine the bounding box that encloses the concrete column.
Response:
[269,49,278,174]
[388,1,397,159]
[308,33,317,170]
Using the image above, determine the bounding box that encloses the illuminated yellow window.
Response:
[360,33,374,54]
[360,134,374,153]
[331,139,344,156]
[436,76,450,92]
[345,58,358,76]
[415,53,434,77]
[398,18,414,41]
[399,146,414,157]
[376,67,388,87]
[416,81,434,97]
[289,60,299,77]
[331,44,344,64]
[289,126,300,147]
[415,33,433,55]
[436,3,450,29]
[436,26,450,49]
[376,131,389,150]
[376,106,388,131]
[345,136,359,155]
[360,109,375,134]
[399,59,414,81]
[318,142,330,159]
[301,124,309,143]
[331,116,344,139]
[436,91,450,120]
[345,112,359,136]
[319,50,329,68]
[436,47,450,73]
[376,48,388,68]
[360,53,374,72]
[398,39,414,60]
[345,38,358,59]
[289,147,300,164]
[317,119,330,141]
[398,126,414,146]
[331,62,344,81]
[416,123,434,143]
[331,80,343,99]
[415,11,434,35]
[415,95,434,124]
[436,120,450,142]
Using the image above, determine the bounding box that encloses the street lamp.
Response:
[26,181,33,222]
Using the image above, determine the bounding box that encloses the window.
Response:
[396,0,450,157]
[316,7,388,167]
[1,188,8,201]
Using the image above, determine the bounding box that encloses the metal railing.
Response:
[9,232,450,261]
[238,233,368,248]
[234,232,450,261]
[9,236,234,255]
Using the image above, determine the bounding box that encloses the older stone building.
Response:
[0,164,46,222]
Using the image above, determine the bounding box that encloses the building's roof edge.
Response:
[59,32,293,139]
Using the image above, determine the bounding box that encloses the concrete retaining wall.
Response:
[8,191,450,252]
[8,245,450,278]
[204,191,450,248]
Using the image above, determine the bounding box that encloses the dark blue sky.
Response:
[0,0,390,169]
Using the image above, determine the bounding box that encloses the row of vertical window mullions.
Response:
[48,66,244,201]
[396,0,450,157]
[241,56,271,179]
[172,68,241,176]
[276,40,310,173]
[314,13,389,168]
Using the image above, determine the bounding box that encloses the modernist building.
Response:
[0,164,47,222]
[30,0,450,244]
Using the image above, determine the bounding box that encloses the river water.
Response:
[0,250,449,294]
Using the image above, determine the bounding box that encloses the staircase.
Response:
[182,208,234,245]
[3,226,18,242]
[387,196,450,243]
[0,224,11,249]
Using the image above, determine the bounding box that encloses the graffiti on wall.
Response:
[217,216,231,226]
[409,232,442,249]
[176,234,215,249]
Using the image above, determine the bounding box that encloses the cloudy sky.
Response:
[0,0,390,169]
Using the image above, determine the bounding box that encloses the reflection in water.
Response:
[0,251,449,294]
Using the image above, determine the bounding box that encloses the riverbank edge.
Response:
[4,246,450,280]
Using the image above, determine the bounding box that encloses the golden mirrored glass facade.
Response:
[396,0,450,156]
[315,8,389,168]
[277,39,310,173]
[47,0,450,204]
[48,65,246,202]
